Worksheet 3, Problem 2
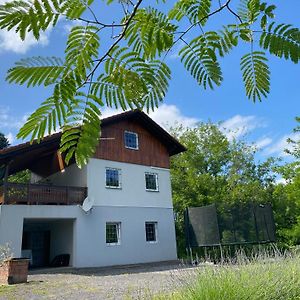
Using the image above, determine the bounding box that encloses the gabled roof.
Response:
[0,110,186,175]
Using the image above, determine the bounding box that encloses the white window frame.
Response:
[105,167,122,189]
[145,222,158,243]
[124,131,139,150]
[106,222,121,246]
[145,172,159,192]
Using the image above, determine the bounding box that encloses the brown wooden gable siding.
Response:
[94,120,170,168]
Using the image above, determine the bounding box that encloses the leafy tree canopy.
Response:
[273,117,300,245]
[0,133,9,150]
[170,123,278,253]
[1,0,299,166]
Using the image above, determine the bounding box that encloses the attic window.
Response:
[124,131,138,150]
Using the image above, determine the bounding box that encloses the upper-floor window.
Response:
[106,168,121,188]
[145,173,159,191]
[124,131,139,150]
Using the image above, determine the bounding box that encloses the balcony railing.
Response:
[0,182,87,205]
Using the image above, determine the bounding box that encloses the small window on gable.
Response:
[145,173,159,191]
[106,168,121,188]
[124,131,139,150]
[145,222,157,243]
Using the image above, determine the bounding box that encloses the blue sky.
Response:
[0,0,299,164]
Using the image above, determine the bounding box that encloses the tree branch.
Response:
[226,3,243,24]
[84,0,143,83]
[164,0,232,60]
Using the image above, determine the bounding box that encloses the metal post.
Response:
[219,244,224,263]
[253,203,260,243]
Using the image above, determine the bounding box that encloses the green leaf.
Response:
[240,51,270,102]
[62,0,92,20]
[0,0,62,40]
[259,22,300,63]
[125,7,176,59]
[179,33,223,89]
[169,0,212,26]
[60,92,102,168]
[91,46,171,112]
[65,25,100,79]
[6,56,65,87]
[238,0,260,24]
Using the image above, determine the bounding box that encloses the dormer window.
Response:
[124,131,139,150]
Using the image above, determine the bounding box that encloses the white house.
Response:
[0,110,186,268]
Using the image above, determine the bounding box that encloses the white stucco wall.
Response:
[87,159,173,208]
[0,205,177,267]
[49,220,74,264]
[47,164,87,187]
[0,158,177,267]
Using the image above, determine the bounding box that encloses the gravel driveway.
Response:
[0,261,197,300]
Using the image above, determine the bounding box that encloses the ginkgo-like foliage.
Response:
[0,0,299,167]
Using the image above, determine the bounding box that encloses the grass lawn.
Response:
[156,255,300,300]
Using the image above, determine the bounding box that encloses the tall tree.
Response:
[0,0,299,166]
[273,117,300,246]
[0,133,9,150]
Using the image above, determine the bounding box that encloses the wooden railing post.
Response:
[3,163,10,204]
[27,184,30,204]
[3,183,7,204]
[66,186,69,205]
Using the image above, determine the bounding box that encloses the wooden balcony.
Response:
[0,182,87,205]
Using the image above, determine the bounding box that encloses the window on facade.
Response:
[106,168,121,188]
[106,222,121,244]
[145,222,157,242]
[145,173,159,191]
[124,131,139,150]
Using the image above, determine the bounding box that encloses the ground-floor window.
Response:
[106,222,121,245]
[145,222,157,243]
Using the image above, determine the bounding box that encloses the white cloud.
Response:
[100,104,199,129]
[5,132,14,144]
[255,137,273,150]
[148,104,199,129]
[0,29,50,54]
[100,107,124,119]
[0,106,25,129]
[220,115,265,141]
[63,20,84,34]
[265,132,300,156]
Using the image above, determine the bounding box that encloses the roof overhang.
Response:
[0,110,186,176]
